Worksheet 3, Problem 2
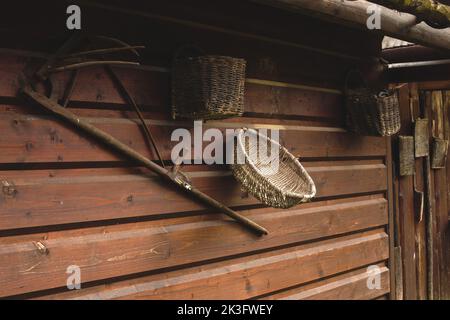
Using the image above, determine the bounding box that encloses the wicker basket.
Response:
[345,70,400,136]
[172,47,246,120]
[231,128,316,209]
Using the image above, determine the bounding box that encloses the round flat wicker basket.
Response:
[172,54,246,120]
[231,128,316,209]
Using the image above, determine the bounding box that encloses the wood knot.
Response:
[33,241,49,255]
[25,142,34,151]
[2,180,17,198]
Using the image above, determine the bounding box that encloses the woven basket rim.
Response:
[347,88,398,98]
[174,55,247,62]
[235,128,316,199]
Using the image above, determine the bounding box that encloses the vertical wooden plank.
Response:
[430,91,449,300]
[422,91,439,299]
[444,90,450,299]
[393,247,404,300]
[389,84,405,299]
[386,136,396,300]
[410,83,427,300]
[421,91,434,299]
[391,133,404,300]
[392,168,404,300]
[440,90,450,299]
[397,84,418,299]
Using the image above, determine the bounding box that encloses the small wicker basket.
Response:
[172,47,246,120]
[345,70,401,136]
[231,128,316,209]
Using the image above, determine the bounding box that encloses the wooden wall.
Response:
[0,0,391,299]
[394,82,450,300]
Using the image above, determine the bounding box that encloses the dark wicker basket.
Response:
[345,70,400,136]
[172,47,246,120]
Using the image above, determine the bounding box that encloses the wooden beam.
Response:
[250,0,450,51]
[370,0,450,29]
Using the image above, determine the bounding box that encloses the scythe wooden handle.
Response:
[22,86,268,236]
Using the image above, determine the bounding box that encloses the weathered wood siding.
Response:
[0,0,390,299]
[394,83,450,300]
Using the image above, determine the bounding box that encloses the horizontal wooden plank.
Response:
[261,264,390,300]
[417,80,450,91]
[33,229,389,300]
[0,163,387,230]
[0,199,388,297]
[64,68,344,117]
[0,111,386,164]
[0,54,344,118]
[0,104,340,128]
[245,82,343,118]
